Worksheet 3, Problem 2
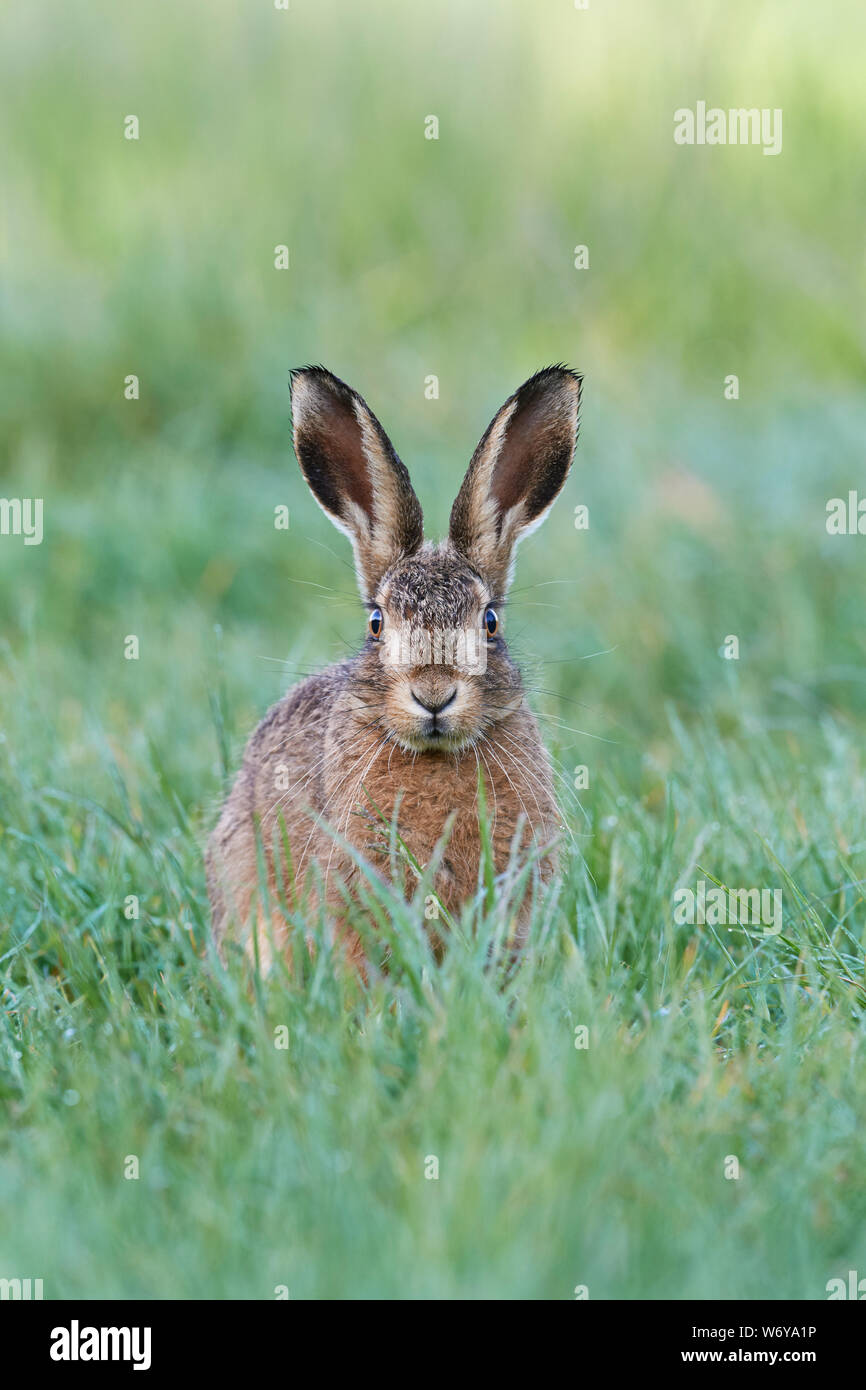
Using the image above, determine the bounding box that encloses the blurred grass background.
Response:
[1,0,866,1299]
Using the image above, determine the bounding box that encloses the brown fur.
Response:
[206,366,582,970]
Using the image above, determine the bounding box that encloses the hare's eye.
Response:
[368,607,384,639]
[483,606,499,638]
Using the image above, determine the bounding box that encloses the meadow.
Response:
[1,0,865,1298]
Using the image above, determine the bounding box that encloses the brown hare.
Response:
[206,364,581,970]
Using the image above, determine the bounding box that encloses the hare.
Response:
[206,364,581,970]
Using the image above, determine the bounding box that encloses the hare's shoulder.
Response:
[246,661,351,765]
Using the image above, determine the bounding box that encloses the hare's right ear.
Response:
[290,367,423,601]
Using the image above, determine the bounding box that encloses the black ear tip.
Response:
[289,366,361,416]
[523,363,583,393]
[505,365,582,414]
[289,364,315,385]
[289,363,348,387]
[507,366,582,426]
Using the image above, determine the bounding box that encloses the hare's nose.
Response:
[412,687,457,716]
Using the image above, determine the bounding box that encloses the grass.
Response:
[2,0,866,1299]
[3,695,866,1298]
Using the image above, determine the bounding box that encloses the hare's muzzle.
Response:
[410,686,458,717]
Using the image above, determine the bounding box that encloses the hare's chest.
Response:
[330,743,542,904]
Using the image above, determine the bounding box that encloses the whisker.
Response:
[285,575,361,602]
[477,734,534,842]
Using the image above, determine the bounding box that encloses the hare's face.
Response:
[350,545,524,753]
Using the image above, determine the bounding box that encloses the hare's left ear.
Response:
[449,366,581,597]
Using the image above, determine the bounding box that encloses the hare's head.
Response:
[290,365,581,753]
